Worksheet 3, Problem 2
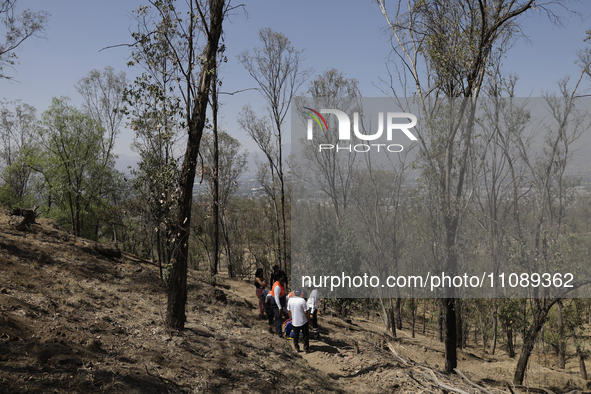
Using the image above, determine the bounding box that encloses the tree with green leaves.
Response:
[0,100,39,207]
[37,97,121,238]
[76,66,128,239]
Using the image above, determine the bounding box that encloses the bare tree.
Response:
[237,106,284,271]
[472,72,530,354]
[293,68,361,226]
[512,67,591,385]
[200,131,247,277]
[238,28,311,272]
[378,0,555,373]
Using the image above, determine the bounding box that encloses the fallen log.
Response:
[454,369,493,394]
[94,242,121,259]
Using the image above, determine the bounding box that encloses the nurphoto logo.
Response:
[303,107,418,152]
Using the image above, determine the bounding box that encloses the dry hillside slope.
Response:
[0,209,340,393]
[0,208,590,394]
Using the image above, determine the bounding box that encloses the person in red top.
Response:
[270,276,288,337]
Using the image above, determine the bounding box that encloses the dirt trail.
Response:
[226,276,591,394]
[224,278,392,393]
[226,277,451,392]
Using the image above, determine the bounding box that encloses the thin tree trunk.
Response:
[411,299,416,339]
[280,174,288,273]
[490,300,498,355]
[514,299,557,385]
[444,298,457,373]
[221,213,233,278]
[272,114,287,274]
[506,324,515,358]
[456,298,463,349]
[380,296,390,331]
[269,187,282,269]
[557,301,566,369]
[389,298,397,338]
[396,298,402,330]
[566,318,587,380]
[156,230,163,282]
[211,69,220,277]
[479,312,486,352]
[437,301,444,342]
[423,299,427,335]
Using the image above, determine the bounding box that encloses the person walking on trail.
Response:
[270,265,288,287]
[307,288,320,339]
[260,289,274,326]
[254,268,268,319]
[287,288,311,353]
[270,275,288,337]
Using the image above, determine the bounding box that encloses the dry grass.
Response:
[0,209,343,393]
[1,208,591,393]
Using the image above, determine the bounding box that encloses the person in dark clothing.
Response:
[270,275,288,337]
[270,265,288,287]
[307,288,320,339]
[260,289,274,326]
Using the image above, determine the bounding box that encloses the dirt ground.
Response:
[1,208,590,393]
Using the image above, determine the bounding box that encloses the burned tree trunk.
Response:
[9,207,38,230]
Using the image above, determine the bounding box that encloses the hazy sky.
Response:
[2,0,591,160]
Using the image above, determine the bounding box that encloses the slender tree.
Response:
[129,0,230,330]
[123,11,184,279]
[200,131,247,277]
[378,0,558,373]
[293,69,361,226]
[238,28,310,272]
[76,66,127,163]
[512,66,591,385]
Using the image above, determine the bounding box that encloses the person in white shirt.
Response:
[287,288,311,353]
[307,288,320,339]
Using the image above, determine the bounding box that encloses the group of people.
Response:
[255,266,320,353]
